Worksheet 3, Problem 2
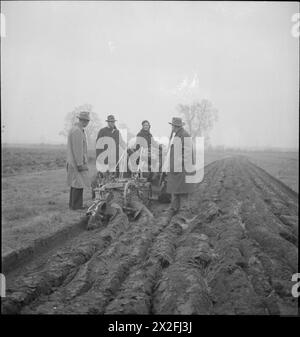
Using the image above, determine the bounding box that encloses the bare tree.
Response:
[59,104,102,149]
[177,99,218,145]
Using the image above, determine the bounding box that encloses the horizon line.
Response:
[2,142,299,152]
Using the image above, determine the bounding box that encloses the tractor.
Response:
[86,145,170,230]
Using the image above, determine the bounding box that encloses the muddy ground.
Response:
[2,157,298,315]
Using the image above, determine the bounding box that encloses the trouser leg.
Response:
[170,194,180,211]
[69,187,73,209]
[147,160,153,182]
[69,187,83,210]
[147,171,154,182]
[116,164,120,178]
[179,193,191,212]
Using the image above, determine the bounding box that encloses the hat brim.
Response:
[168,122,184,126]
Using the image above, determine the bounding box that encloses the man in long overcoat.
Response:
[166,117,195,212]
[96,115,126,176]
[67,111,91,210]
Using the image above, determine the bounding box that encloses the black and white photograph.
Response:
[1,0,299,320]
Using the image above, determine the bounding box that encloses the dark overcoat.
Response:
[136,129,153,149]
[134,128,159,171]
[166,127,196,195]
[96,126,125,172]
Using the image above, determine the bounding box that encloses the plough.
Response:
[86,146,170,230]
[86,173,154,230]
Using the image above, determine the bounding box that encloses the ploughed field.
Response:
[2,157,298,315]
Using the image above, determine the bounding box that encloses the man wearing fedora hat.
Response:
[166,117,195,213]
[66,111,91,210]
[96,115,125,176]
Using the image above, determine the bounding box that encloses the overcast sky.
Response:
[1,1,299,149]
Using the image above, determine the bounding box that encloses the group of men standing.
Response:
[66,111,195,213]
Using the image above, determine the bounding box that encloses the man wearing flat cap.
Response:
[66,111,91,210]
[166,117,195,213]
[96,115,126,176]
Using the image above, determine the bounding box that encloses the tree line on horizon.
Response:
[59,99,219,149]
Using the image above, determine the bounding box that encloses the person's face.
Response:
[79,118,90,128]
[108,121,115,128]
[172,125,181,134]
[142,122,150,131]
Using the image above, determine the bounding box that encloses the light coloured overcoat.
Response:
[166,127,196,195]
[67,123,90,189]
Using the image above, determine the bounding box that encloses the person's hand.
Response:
[127,148,134,156]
